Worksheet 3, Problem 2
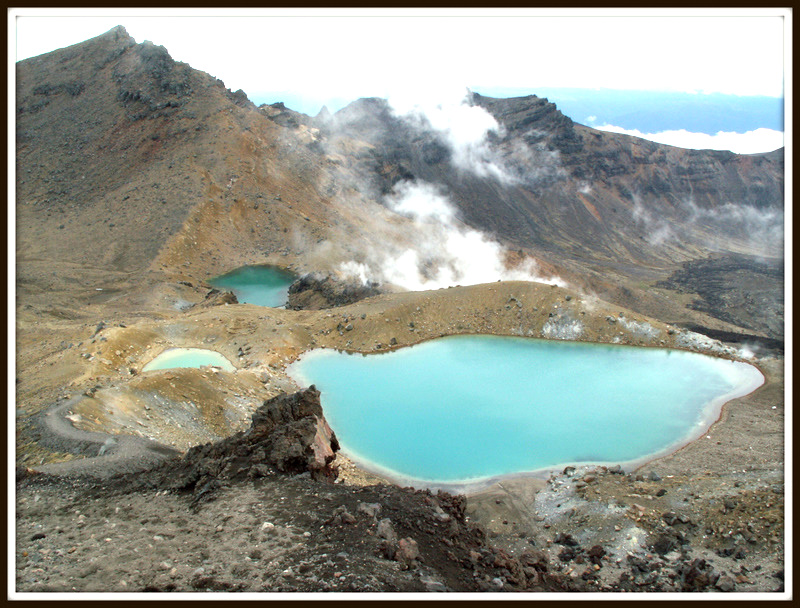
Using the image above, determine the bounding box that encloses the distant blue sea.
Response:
[484,87,784,135]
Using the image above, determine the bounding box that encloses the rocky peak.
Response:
[99,24,135,45]
[330,97,397,133]
[472,92,582,153]
[226,88,256,109]
[67,24,137,58]
[314,104,332,123]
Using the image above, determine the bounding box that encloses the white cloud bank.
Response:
[595,125,784,155]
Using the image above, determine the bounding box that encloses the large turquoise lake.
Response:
[288,335,763,487]
[208,265,296,307]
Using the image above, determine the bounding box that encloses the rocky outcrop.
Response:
[259,101,312,128]
[286,274,382,310]
[146,387,339,501]
[26,386,337,487]
[199,288,239,307]
[112,39,194,119]
[245,386,339,477]
[472,92,583,154]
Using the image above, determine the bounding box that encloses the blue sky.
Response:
[12,8,790,153]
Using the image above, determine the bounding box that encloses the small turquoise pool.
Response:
[288,335,763,487]
[143,348,236,372]
[208,265,296,307]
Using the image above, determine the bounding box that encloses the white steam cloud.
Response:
[388,89,518,183]
[684,198,784,255]
[338,260,371,285]
[391,181,455,224]
[629,191,783,255]
[595,125,784,155]
[631,195,676,246]
[338,180,564,291]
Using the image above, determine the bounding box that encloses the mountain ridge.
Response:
[16,26,784,342]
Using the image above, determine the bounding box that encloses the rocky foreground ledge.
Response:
[15,388,570,593]
[15,387,785,594]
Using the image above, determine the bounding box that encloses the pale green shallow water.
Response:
[142,348,236,372]
[288,335,764,487]
[208,265,296,307]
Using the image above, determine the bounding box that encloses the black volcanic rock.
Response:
[200,288,239,307]
[471,92,582,153]
[287,274,382,310]
[112,38,195,119]
[147,386,340,498]
[656,253,784,340]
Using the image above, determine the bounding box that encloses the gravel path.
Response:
[31,394,181,479]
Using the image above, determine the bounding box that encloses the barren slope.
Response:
[17,27,784,342]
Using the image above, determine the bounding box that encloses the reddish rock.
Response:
[396,538,419,568]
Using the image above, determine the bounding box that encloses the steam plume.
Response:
[388,90,519,184]
[337,180,564,291]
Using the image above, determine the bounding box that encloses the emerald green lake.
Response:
[288,335,763,488]
[208,265,296,307]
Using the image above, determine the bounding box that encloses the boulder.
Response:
[587,545,606,564]
[650,534,678,556]
[328,505,356,526]
[395,538,420,569]
[554,532,579,547]
[357,502,381,519]
[715,575,736,592]
[376,518,397,542]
